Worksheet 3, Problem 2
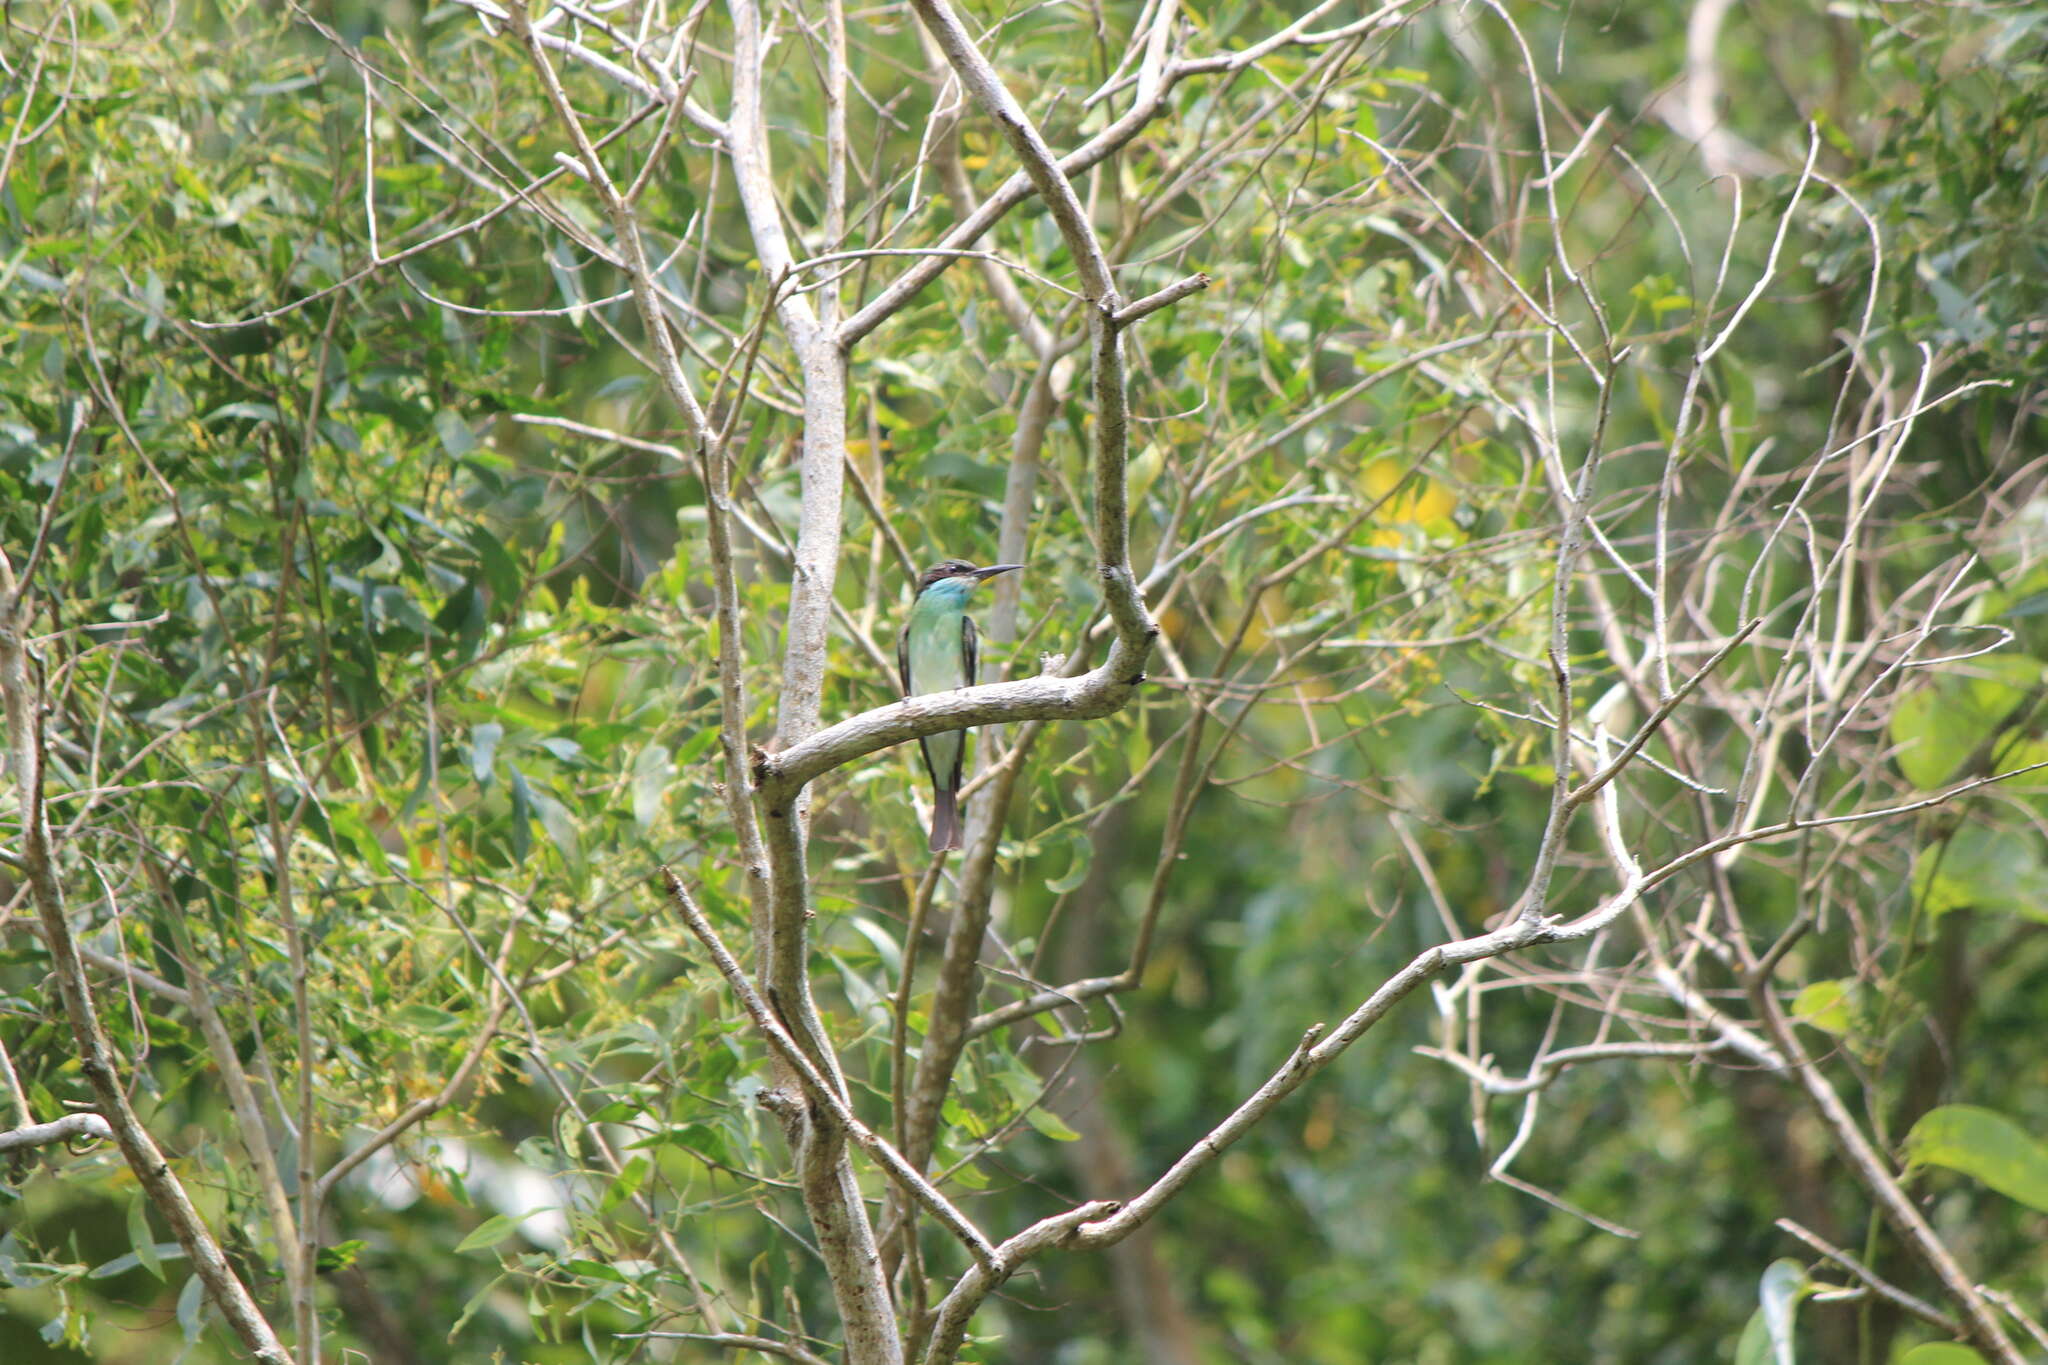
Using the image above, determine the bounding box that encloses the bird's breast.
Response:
[905,610,971,694]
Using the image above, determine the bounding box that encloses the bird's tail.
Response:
[929,788,962,852]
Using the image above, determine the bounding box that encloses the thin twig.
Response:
[1774,1218,1963,1337]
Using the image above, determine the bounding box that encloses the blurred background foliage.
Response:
[2,0,2044,1362]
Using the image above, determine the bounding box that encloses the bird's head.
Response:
[915,560,1023,595]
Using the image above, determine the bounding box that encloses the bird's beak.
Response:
[971,564,1024,582]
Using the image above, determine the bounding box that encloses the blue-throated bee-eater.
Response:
[897,560,1023,852]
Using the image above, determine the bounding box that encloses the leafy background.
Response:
[3,1,2045,1362]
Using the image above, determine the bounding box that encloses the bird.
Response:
[897,559,1023,852]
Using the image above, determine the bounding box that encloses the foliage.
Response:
[2,1,2045,1363]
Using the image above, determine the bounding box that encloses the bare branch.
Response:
[756,667,1145,804]
[0,1111,113,1154]
[918,1200,1119,1365]
[1418,1039,1742,1097]
[1110,272,1212,328]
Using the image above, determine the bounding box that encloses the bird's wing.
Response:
[948,612,977,793]
[896,620,912,698]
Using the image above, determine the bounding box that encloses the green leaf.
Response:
[560,1258,627,1284]
[1023,1106,1082,1142]
[1888,657,2036,788]
[316,1240,367,1273]
[508,766,534,864]
[1900,1346,1989,1365]
[1789,980,1853,1034]
[177,1271,207,1342]
[627,1123,729,1167]
[204,400,281,426]
[530,785,581,866]
[1758,1259,1805,1365]
[992,1062,1078,1138]
[466,524,523,600]
[434,408,478,459]
[537,735,584,765]
[392,1004,460,1034]
[1044,831,1092,894]
[1734,1260,1808,1365]
[632,743,672,828]
[600,1155,649,1213]
[449,1271,508,1341]
[1912,825,2048,923]
[89,1243,185,1280]
[128,1197,164,1281]
[453,1213,521,1254]
[1904,1105,2048,1212]
[1734,1310,1767,1365]
[697,1043,738,1089]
